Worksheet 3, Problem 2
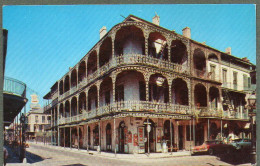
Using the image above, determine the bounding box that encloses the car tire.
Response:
[209,148,214,155]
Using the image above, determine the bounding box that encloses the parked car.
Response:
[192,140,234,155]
[229,138,251,150]
[24,142,29,148]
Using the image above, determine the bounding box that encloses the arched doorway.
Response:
[118,121,126,153]
[106,123,112,151]
[143,119,156,153]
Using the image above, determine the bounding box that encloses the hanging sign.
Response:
[138,127,145,150]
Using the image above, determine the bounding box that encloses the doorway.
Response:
[106,123,112,151]
[144,119,155,153]
[118,121,125,153]
[178,125,183,150]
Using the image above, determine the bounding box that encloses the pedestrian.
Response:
[3,147,8,166]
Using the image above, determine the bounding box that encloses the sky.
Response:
[3,4,256,111]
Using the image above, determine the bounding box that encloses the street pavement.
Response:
[6,143,253,166]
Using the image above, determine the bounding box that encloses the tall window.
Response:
[243,74,248,89]
[210,65,216,80]
[47,116,51,123]
[42,116,45,123]
[222,69,227,84]
[233,72,238,89]
[35,115,38,123]
[248,77,251,89]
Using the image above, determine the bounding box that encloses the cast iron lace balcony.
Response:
[58,101,191,124]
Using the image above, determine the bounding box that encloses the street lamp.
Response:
[19,113,26,162]
[248,92,256,164]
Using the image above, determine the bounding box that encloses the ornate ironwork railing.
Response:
[192,69,221,82]
[78,77,87,89]
[70,86,77,94]
[58,101,190,124]
[115,54,189,74]
[59,54,191,101]
[63,91,70,99]
[222,110,249,120]
[4,76,27,97]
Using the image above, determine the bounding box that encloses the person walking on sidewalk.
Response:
[3,147,8,166]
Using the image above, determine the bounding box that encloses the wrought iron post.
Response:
[114,118,116,157]
[170,118,172,155]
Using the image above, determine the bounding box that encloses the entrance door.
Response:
[164,120,174,150]
[106,123,112,151]
[195,123,204,146]
[178,125,183,150]
[144,119,155,153]
[118,121,125,153]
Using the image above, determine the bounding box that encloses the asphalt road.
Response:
[24,144,252,166]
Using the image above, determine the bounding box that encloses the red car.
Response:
[192,140,233,155]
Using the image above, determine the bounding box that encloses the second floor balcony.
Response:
[58,101,191,125]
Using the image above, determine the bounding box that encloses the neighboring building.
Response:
[44,14,256,153]
[26,94,51,140]
[3,29,28,127]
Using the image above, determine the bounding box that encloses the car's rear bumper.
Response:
[192,149,208,153]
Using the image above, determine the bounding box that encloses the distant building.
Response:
[44,14,256,153]
[26,94,51,141]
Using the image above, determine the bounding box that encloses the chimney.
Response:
[152,14,160,26]
[182,27,191,39]
[225,47,231,55]
[242,57,250,62]
[99,26,107,39]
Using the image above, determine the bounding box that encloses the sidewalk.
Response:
[29,142,191,159]
[5,145,28,166]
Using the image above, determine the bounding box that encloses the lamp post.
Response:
[20,113,26,163]
[248,92,256,164]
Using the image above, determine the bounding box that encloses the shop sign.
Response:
[133,134,138,146]
[128,131,132,143]
[138,127,145,149]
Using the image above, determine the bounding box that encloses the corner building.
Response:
[44,15,256,154]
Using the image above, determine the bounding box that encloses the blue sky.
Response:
[3,4,256,110]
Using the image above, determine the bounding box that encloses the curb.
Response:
[28,143,191,159]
